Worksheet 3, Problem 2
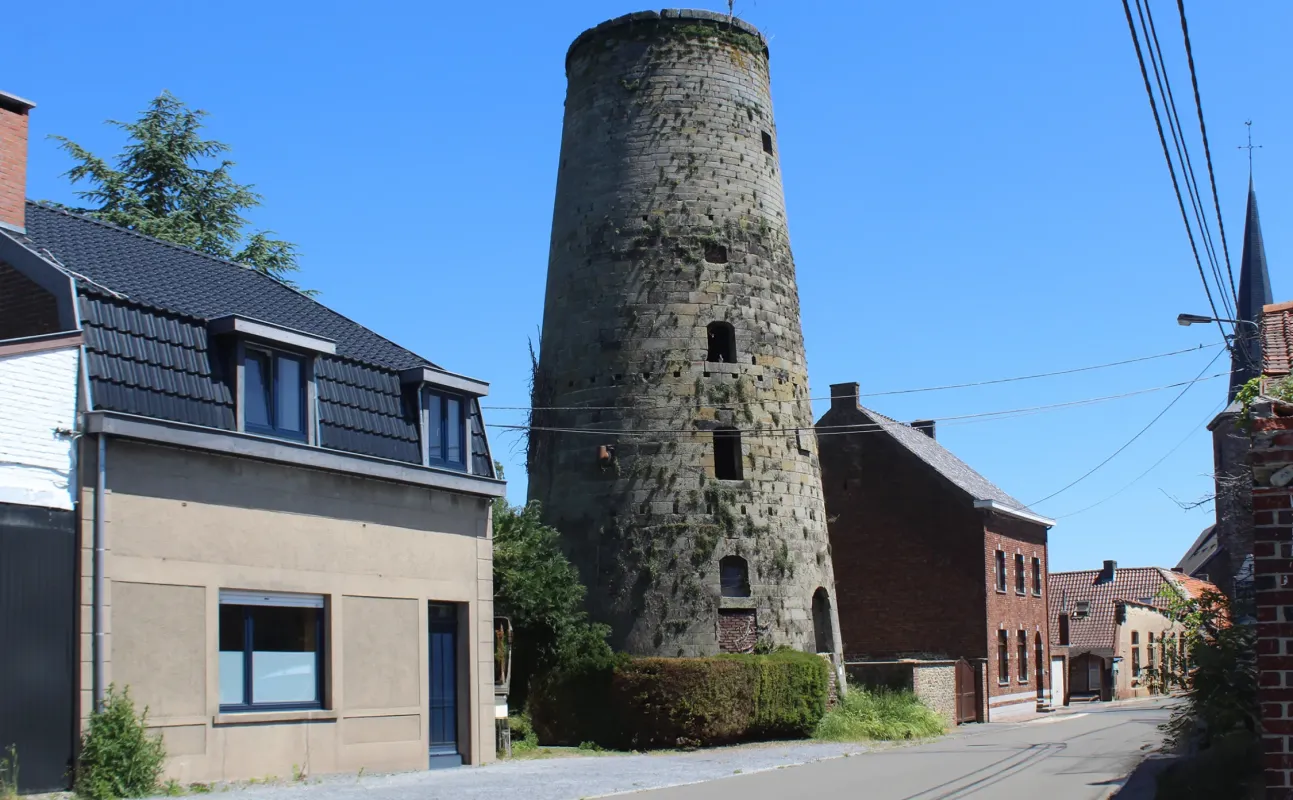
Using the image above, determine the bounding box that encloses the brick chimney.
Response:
[830,382,860,411]
[1100,559,1117,583]
[911,420,936,439]
[0,90,36,235]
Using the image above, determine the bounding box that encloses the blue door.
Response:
[428,603,460,767]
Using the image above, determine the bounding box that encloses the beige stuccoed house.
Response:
[0,90,505,784]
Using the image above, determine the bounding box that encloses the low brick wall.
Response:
[844,659,958,725]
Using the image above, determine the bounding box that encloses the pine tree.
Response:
[52,91,309,292]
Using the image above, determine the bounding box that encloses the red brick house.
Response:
[817,384,1054,722]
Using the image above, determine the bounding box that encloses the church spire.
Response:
[1229,173,1274,401]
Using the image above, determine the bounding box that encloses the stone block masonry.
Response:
[1248,399,1293,799]
[529,10,842,658]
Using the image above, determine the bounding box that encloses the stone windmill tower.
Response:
[529,9,841,659]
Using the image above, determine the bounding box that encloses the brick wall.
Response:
[0,96,30,232]
[1248,400,1293,798]
[818,402,987,660]
[0,262,61,340]
[983,513,1050,716]
[717,609,757,653]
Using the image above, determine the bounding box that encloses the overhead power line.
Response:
[1175,0,1236,304]
[1028,346,1223,507]
[1055,397,1225,519]
[1121,0,1230,344]
[1139,0,1233,320]
[487,370,1229,438]
[484,342,1221,413]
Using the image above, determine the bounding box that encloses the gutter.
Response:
[973,499,1056,528]
[83,410,508,498]
[93,434,106,708]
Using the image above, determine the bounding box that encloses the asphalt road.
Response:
[630,700,1172,800]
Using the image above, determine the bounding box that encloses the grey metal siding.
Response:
[0,503,77,793]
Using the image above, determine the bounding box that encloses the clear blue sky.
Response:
[9,1,1288,571]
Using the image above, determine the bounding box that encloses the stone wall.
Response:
[530,10,840,657]
[912,662,957,727]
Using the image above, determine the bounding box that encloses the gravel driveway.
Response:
[212,741,876,800]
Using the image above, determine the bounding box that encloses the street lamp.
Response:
[1177,313,1258,331]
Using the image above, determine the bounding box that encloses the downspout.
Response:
[93,433,106,708]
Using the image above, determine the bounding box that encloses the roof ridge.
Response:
[27,201,441,371]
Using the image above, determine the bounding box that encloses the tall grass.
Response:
[813,687,945,742]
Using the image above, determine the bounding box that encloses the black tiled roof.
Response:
[17,202,492,474]
[24,202,429,370]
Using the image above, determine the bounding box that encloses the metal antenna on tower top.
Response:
[1240,120,1262,178]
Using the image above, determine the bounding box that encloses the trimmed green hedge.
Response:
[529,650,829,749]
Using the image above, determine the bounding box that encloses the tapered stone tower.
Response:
[529,9,842,659]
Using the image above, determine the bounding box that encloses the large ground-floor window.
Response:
[219,590,325,711]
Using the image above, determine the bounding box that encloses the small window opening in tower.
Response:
[761,131,773,154]
[707,321,736,363]
[714,427,743,481]
[720,556,751,597]
[704,242,728,264]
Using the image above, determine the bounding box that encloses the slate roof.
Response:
[1176,524,1221,578]
[832,405,1033,515]
[1232,179,1274,400]
[10,202,491,473]
[1047,567,1218,652]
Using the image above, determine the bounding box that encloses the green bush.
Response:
[507,713,539,754]
[1155,732,1261,799]
[529,650,829,749]
[492,498,614,709]
[75,686,167,800]
[813,685,945,741]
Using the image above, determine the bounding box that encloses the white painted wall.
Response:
[0,345,79,510]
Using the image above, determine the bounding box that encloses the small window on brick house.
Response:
[707,321,736,363]
[1018,630,1029,682]
[1132,639,1141,677]
[720,556,750,598]
[997,630,1009,683]
[1015,554,1026,594]
[1058,614,1070,646]
[1032,556,1042,595]
[995,550,1007,592]
[1074,600,1090,618]
[714,427,743,481]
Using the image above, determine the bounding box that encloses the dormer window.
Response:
[401,365,490,475]
[208,314,335,446]
[244,347,307,441]
[425,389,466,470]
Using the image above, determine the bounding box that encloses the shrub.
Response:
[492,497,614,708]
[530,650,829,749]
[75,686,167,800]
[814,686,945,741]
[1155,732,1261,800]
[507,713,539,754]
[1,745,18,800]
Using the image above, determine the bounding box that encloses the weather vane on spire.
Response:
[1239,120,1262,178]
